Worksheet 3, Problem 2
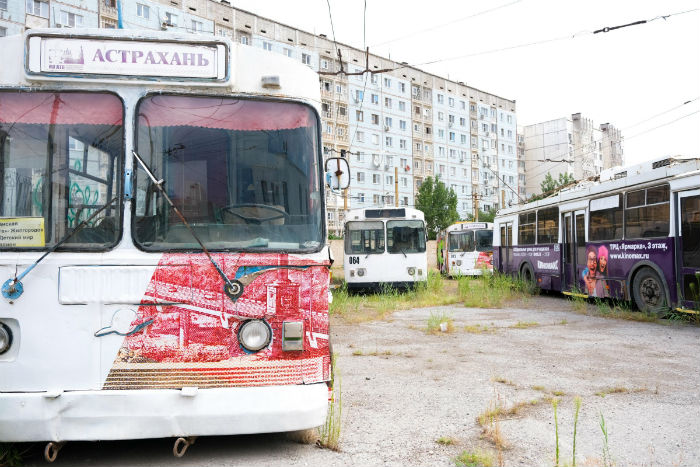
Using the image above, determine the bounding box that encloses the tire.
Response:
[632,267,668,316]
[521,263,535,286]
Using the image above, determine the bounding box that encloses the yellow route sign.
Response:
[0,217,45,248]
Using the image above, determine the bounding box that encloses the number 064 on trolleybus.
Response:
[493,157,700,314]
[436,222,494,277]
[0,29,350,457]
[343,207,427,290]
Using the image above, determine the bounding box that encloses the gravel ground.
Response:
[19,295,700,467]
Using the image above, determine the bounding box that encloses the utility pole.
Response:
[394,167,399,207]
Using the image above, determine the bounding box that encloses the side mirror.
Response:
[325,157,350,194]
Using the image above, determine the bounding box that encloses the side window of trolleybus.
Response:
[387,220,426,254]
[518,212,535,244]
[132,95,322,251]
[537,207,558,244]
[0,91,123,250]
[345,221,384,254]
[624,185,670,239]
[589,194,623,241]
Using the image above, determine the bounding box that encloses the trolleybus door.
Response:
[677,189,700,308]
[499,223,512,272]
[562,211,585,291]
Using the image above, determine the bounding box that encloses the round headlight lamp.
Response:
[456,260,462,266]
[407,267,416,276]
[357,268,366,277]
[0,323,12,355]
[238,320,272,352]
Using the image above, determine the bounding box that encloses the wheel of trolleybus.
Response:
[632,267,668,316]
[520,263,535,287]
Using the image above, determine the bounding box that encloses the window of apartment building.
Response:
[321,101,331,116]
[461,185,466,193]
[373,194,381,204]
[356,110,364,122]
[460,101,466,110]
[336,84,344,94]
[60,11,84,27]
[356,131,365,142]
[385,136,393,147]
[437,94,444,104]
[283,48,292,57]
[448,97,454,107]
[384,77,391,88]
[459,117,465,127]
[426,162,433,173]
[371,94,379,104]
[356,152,365,162]
[449,132,455,142]
[438,112,444,121]
[262,41,273,51]
[509,176,514,184]
[482,123,488,132]
[508,145,513,154]
[27,0,49,17]
[399,139,407,149]
[425,143,431,153]
[371,134,379,144]
[356,172,365,183]
[400,158,407,168]
[384,117,392,128]
[399,120,407,131]
[501,143,505,151]
[470,103,476,112]
[449,149,456,158]
[371,74,378,84]
[240,35,249,45]
[102,19,117,28]
[386,156,393,165]
[507,115,513,124]
[164,12,178,26]
[322,81,331,92]
[386,175,393,185]
[439,164,445,174]
[482,139,488,149]
[500,128,505,136]
[472,169,479,181]
[508,130,513,138]
[414,105,421,115]
[0,27,5,37]
[461,134,467,144]
[372,174,380,184]
[491,140,496,149]
[401,177,408,187]
[415,142,422,151]
[509,160,513,169]
[104,0,116,7]
[355,90,364,102]
[438,146,445,157]
[471,136,477,148]
[325,123,333,134]
[338,105,346,116]
[398,101,406,112]
[191,20,203,32]
[471,119,477,129]
[462,168,467,177]
[301,53,311,65]
[425,126,432,135]
[490,108,496,118]
[491,123,497,132]
[448,114,455,124]
[371,114,379,125]
[358,193,365,203]
[384,97,392,108]
[414,160,421,170]
[320,59,329,69]
[399,82,406,93]
[438,129,444,139]
[136,3,150,19]
[450,167,456,176]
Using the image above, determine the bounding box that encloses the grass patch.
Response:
[436,436,457,446]
[351,349,393,357]
[459,272,536,309]
[492,376,516,387]
[455,448,495,467]
[594,386,628,397]
[477,398,543,427]
[426,311,455,334]
[509,321,539,329]
[318,354,342,451]
[330,271,461,323]
[531,385,546,392]
[464,324,496,334]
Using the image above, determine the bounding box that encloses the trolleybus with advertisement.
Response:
[343,207,427,290]
[0,29,350,459]
[493,157,700,314]
[437,222,494,276]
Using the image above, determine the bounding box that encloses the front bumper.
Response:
[0,383,328,442]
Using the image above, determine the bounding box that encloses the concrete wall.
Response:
[329,239,438,272]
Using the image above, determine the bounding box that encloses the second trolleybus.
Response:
[343,207,427,290]
[437,222,494,277]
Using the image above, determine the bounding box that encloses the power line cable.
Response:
[622,97,699,130]
[371,0,525,48]
[625,110,700,140]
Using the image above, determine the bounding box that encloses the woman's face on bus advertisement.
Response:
[598,254,607,273]
[587,251,597,276]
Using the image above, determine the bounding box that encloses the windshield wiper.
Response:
[132,150,243,301]
[2,197,119,300]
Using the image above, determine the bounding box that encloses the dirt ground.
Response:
[18,295,700,467]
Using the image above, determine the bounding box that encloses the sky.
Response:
[232,0,700,166]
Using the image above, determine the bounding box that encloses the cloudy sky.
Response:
[233,0,700,165]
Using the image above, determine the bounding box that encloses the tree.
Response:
[532,171,577,201]
[415,176,459,240]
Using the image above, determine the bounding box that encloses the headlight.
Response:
[238,320,272,352]
[357,268,366,277]
[456,260,462,266]
[0,323,12,355]
[407,267,416,276]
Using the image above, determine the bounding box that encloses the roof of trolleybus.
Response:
[495,157,700,218]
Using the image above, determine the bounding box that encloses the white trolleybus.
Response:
[437,222,494,277]
[343,207,427,290]
[493,157,700,314]
[0,29,350,459]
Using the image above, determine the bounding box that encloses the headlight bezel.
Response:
[237,319,272,352]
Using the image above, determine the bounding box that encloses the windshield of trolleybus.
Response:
[345,221,385,254]
[448,231,473,252]
[475,229,493,252]
[133,95,323,251]
[0,91,123,250]
[386,220,426,254]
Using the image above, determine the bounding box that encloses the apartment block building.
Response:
[522,113,624,197]
[2,0,522,233]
